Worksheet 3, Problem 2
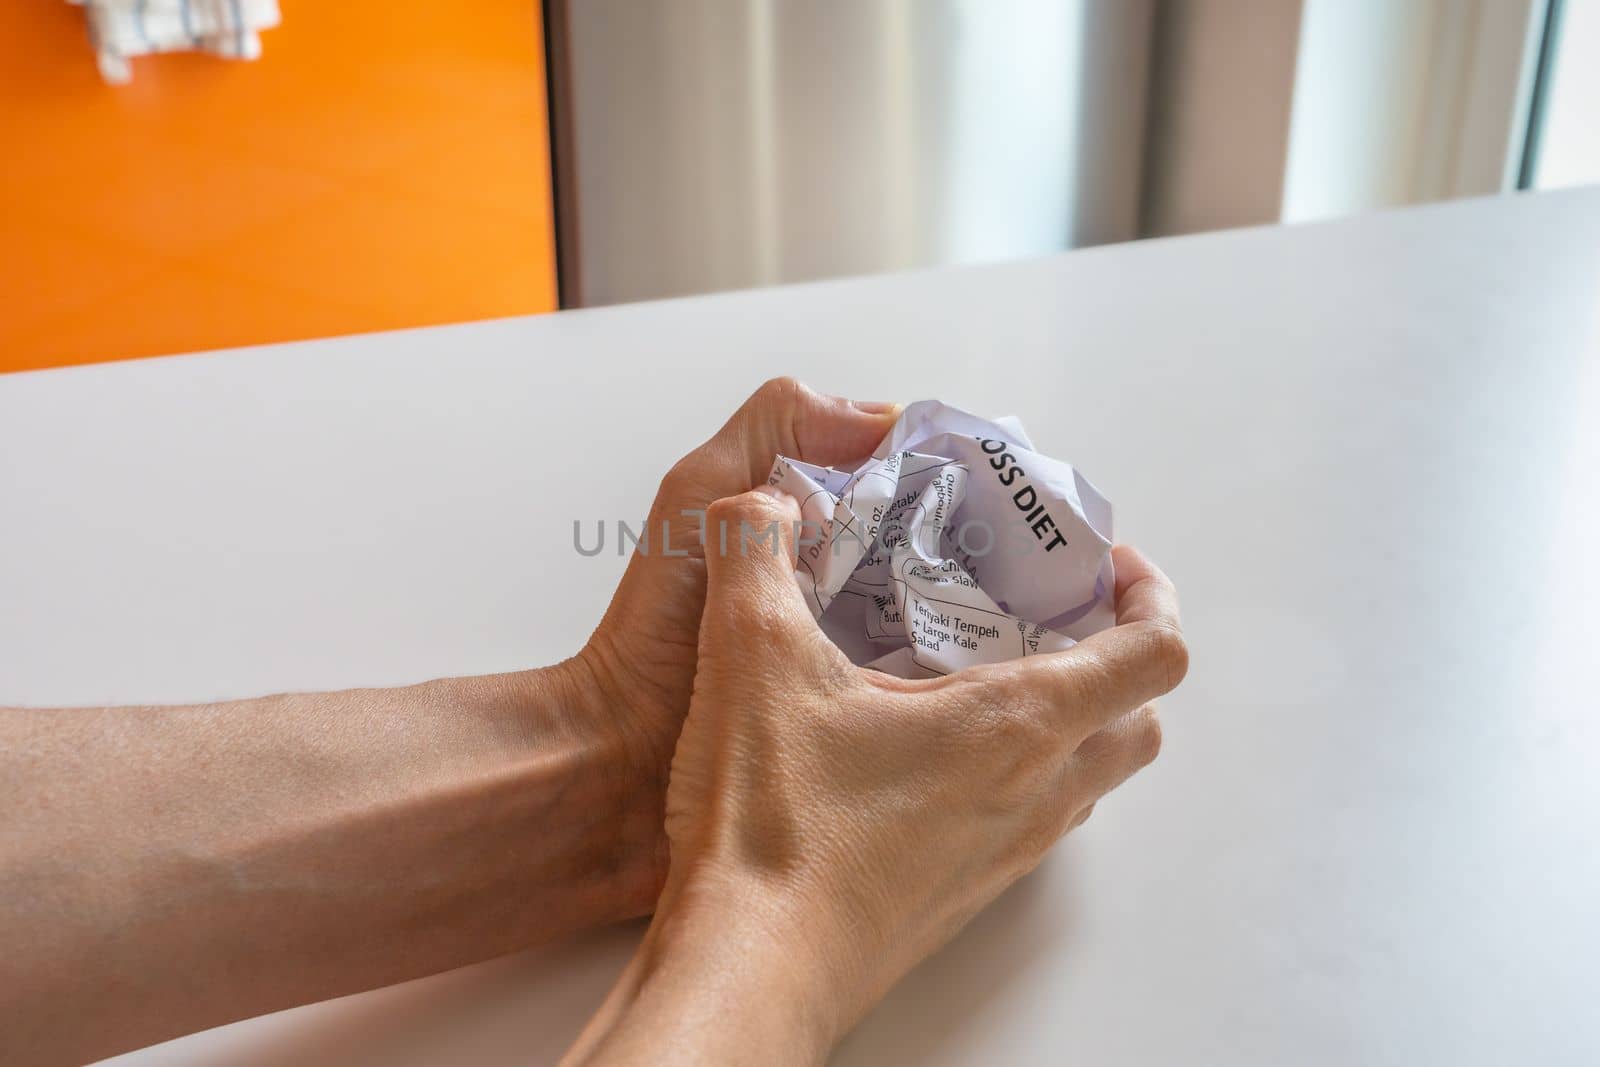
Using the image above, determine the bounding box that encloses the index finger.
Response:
[701,378,901,495]
[1069,544,1188,700]
[963,545,1188,741]
[1110,543,1183,631]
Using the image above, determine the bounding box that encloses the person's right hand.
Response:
[564,489,1189,1066]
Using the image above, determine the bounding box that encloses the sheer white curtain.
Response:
[552,0,1154,307]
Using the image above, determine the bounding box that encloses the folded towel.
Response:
[70,0,281,84]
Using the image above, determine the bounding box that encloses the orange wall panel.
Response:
[1,1,557,374]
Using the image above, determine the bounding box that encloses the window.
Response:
[1523,0,1600,189]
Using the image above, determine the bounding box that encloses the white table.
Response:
[4,189,1598,1065]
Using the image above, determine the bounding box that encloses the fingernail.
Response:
[850,399,899,415]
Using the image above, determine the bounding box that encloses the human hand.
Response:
[564,491,1188,1065]
[571,379,900,909]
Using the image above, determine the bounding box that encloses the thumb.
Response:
[714,378,900,491]
[699,486,815,656]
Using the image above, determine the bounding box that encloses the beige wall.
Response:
[1140,0,1304,237]
[553,0,1155,307]
[1140,0,1543,237]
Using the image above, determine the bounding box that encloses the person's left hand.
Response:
[570,378,898,903]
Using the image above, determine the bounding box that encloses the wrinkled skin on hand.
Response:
[658,488,1188,1040]
[574,379,901,893]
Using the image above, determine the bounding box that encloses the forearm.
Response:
[563,886,836,1067]
[0,660,664,1065]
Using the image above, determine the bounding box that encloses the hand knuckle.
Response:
[1008,668,1056,712]
[723,592,792,641]
[1061,662,1105,719]
[1132,705,1163,766]
[964,701,1013,748]
[1027,656,1099,727]
[658,457,705,503]
[754,376,806,408]
[705,490,770,528]
[994,709,1048,753]
[743,377,811,428]
[958,675,1028,735]
[1138,621,1189,690]
[703,494,740,527]
[1020,804,1068,861]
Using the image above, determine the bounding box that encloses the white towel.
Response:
[70,0,281,84]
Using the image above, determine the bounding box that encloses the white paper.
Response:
[766,400,1115,678]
